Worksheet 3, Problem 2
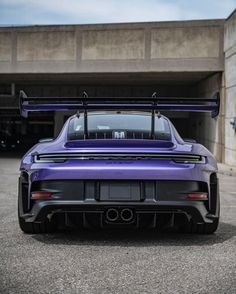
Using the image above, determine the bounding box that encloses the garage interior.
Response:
[0,71,223,160]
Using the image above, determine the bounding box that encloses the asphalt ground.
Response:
[0,156,235,294]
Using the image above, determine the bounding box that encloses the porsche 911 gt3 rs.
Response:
[18,91,220,234]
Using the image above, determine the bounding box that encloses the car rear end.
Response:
[19,138,219,233]
[18,94,220,234]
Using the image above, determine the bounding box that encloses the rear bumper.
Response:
[19,175,219,228]
[22,199,216,225]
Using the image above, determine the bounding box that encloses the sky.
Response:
[0,0,235,25]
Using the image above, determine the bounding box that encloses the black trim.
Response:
[22,200,213,225]
[209,173,219,214]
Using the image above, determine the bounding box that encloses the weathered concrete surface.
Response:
[82,29,145,60]
[225,11,236,50]
[218,162,236,177]
[0,20,224,74]
[151,26,220,59]
[17,31,76,61]
[0,32,12,62]
[224,10,236,166]
[225,52,236,88]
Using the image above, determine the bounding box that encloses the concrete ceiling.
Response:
[0,72,220,85]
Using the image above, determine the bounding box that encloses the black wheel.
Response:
[18,215,56,234]
[202,218,219,234]
[179,218,219,234]
[18,205,56,234]
[179,218,219,235]
[18,175,57,234]
[180,173,220,235]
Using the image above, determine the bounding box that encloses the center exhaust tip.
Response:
[106,208,119,222]
[120,208,134,222]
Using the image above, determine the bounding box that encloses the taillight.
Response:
[31,192,52,199]
[187,193,208,200]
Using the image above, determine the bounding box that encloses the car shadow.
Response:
[32,221,236,247]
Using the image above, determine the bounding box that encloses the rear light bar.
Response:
[187,193,208,200]
[33,153,205,164]
[31,192,52,199]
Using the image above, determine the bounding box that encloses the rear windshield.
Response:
[68,111,171,140]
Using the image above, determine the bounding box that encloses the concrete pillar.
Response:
[224,10,236,166]
[220,72,226,163]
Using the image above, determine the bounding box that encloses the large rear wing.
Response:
[19,90,220,118]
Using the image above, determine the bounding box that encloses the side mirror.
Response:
[38,138,54,143]
[184,138,197,143]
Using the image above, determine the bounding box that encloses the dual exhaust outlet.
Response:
[105,208,134,223]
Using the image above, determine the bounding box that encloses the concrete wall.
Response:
[17,31,76,61]
[224,11,236,166]
[0,32,12,62]
[0,20,224,74]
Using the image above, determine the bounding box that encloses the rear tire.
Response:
[180,175,220,235]
[18,206,56,234]
[18,215,56,234]
[179,218,219,234]
[18,181,57,234]
[201,218,219,234]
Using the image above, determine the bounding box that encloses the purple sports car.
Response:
[18,91,220,234]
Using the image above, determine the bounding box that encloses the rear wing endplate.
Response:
[19,90,220,118]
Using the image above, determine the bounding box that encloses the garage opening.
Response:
[0,72,223,159]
